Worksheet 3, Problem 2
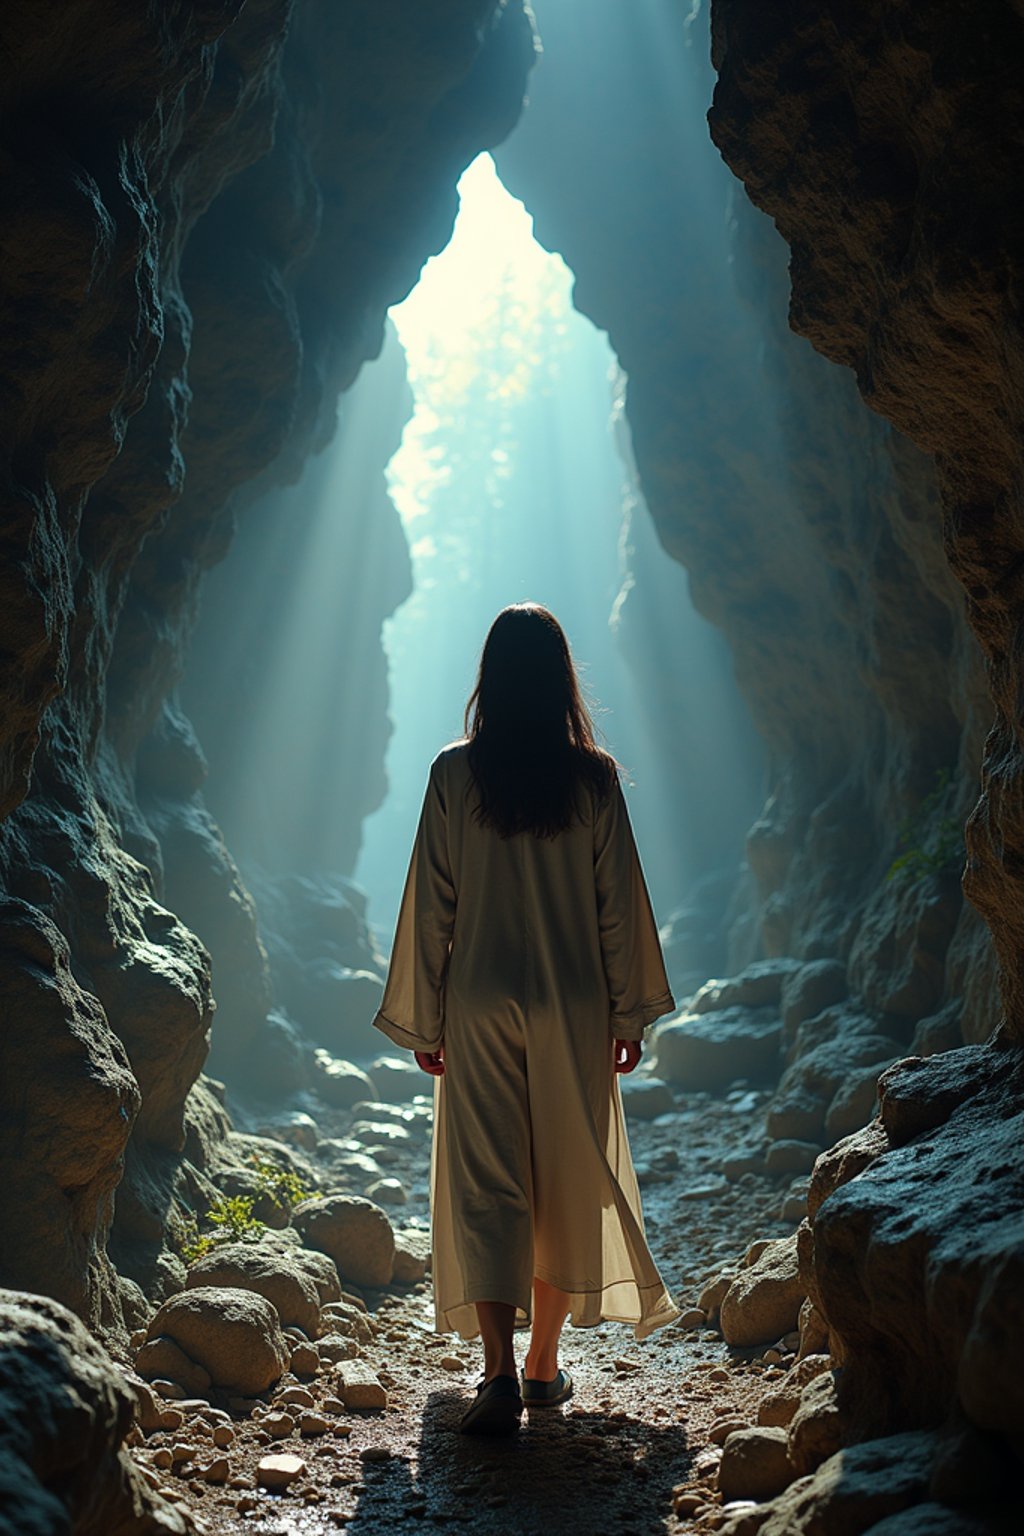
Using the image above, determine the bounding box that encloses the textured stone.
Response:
[720,1233,805,1348]
[757,1357,832,1430]
[145,1287,289,1396]
[258,1453,306,1490]
[619,1075,675,1118]
[336,1360,388,1410]
[135,1336,212,1398]
[0,1289,188,1535]
[186,1243,322,1337]
[717,1426,794,1502]
[655,1007,782,1091]
[294,1195,395,1288]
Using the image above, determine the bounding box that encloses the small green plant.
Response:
[249,1155,311,1212]
[176,1194,265,1266]
[886,768,963,885]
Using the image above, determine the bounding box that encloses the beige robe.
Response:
[372,741,680,1341]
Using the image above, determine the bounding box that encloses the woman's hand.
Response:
[613,1038,642,1074]
[415,1046,445,1076]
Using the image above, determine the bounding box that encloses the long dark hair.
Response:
[463,603,619,839]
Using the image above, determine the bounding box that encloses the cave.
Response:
[0,1,1021,1533]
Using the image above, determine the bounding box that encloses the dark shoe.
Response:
[520,1366,573,1406]
[458,1374,523,1435]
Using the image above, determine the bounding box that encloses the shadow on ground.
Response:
[347,1387,693,1535]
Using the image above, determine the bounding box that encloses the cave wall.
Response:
[699,0,1024,1501]
[494,0,996,1044]
[0,0,535,1336]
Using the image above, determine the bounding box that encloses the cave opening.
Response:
[357,151,762,943]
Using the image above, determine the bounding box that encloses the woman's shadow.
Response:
[345,1385,693,1536]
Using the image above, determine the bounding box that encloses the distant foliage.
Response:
[886,768,963,885]
[176,1156,311,1265]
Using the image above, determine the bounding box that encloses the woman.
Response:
[372,603,680,1435]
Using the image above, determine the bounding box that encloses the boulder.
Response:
[717,1426,794,1502]
[788,1370,844,1476]
[757,1356,832,1428]
[293,1194,395,1287]
[744,1431,934,1536]
[135,1335,212,1397]
[655,1006,783,1091]
[0,1289,188,1535]
[690,960,801,1014]
[619,1074,675,1118]
[393,1228,431,1283]
[367,1053,423,1102]
[145,1286,290,1395]
[825,1068,882,1141]
[765,1139,821,1177]
[720,1232,805,1347]
[185,1243,322,1336]
[311,1050,376,1109]
[780,961,848,1041]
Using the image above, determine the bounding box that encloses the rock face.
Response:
[703,0,1024,1513]
[0,0,535,1337]
[496,0,995,1042]
[0,1289,187,1535]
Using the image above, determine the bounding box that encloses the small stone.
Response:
[263,1412,295,1438]
[613,1357,641,1373]
[278,1386,315,1408]
[236,1495,259,1512]
[152,1448,173,1470]
[170,1443,195,1464]
[762,1348,783,1365]
[710,1417,750,1445]
[290,1342,321,1377]
[258,1453,307,1490]
[365,1177,408,1205]
[199,1457,230,1484]
[153,1380,185,1400]
[678,1308,707,1329]
[318,1334,359,1364]
[360,1445,391,1462]
[300,1413,330,1436]
[337,1360,387,1410]
[439,1356,464,1372]
[674,1491,704,1516]
[323,1396,346,1414]
[213,1424,235,1447]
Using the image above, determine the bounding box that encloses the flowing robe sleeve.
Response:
[594,778,676,1041]
[371,755,456,1054]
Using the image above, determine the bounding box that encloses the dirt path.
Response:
[133,1087,799,1535]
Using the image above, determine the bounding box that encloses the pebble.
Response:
[290,1342,321,1376]
[152,1449,173,1471]
[613,1357,641,1373]
[709,1418,750,1445]
[263,1412,295,1438]
[170,1444,195,1464]
[337,1360,388,1410]
[360,1446,391,1462]
[278,1387,315,1408]
[439,1356,465,1372]
[213,1425,235,1448]
[674,1492,704,1516]
[300,1413,331,1436]
[198,1457,230,1484]
[257,1453,307,1490]
[323,1396,346,1414]
[153,1380,185,1400]
[678,1308,707,1329]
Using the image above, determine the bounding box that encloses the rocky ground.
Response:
[125,1068,812,1535]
